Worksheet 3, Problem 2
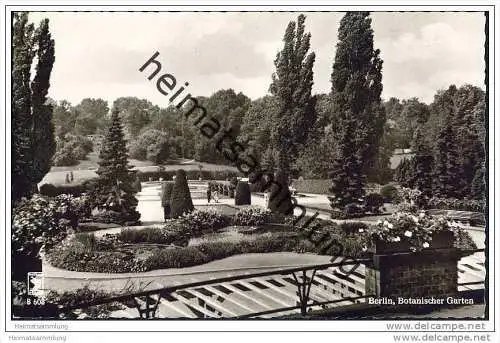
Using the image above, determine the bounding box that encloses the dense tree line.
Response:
[41,11,484,207]
[394,85,486,200]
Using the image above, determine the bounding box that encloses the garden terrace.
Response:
[42,247,484,319]
[45,209,478,274]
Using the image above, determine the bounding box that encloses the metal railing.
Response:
[54,249,485,319]
[56,259,372,319]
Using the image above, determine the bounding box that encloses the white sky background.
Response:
[28,11,486,106]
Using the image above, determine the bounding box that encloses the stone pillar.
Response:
[365,231,459,300]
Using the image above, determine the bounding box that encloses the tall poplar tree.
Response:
[31,18,56,187]
[12,12,34,203]
[328,12,385,210]
[12,13,55,203]
[268,14,316,213]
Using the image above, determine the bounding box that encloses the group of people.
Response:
[206,184,219,203]
[64,171,74,184]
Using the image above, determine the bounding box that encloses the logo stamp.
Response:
[27,272,44,298]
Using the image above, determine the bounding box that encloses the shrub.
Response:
[52,148,78,166]
[242,232,299,253]
[344,203,363,215]
[132,178,142,193]
[39,178,97,198]
[161,182,174,207]
[118,227,169,244]
[364,193,385,213]
[52,135,94,166]
[179,210,230,234]
[454,229,479,257]
[135,169,239,182]
[39,183,87,197]
[427,197,485,212]
[339,222,369,235]
[142,247,209,270]
[380,184,398,202]
[370,212,478,253]
[117,226,189,246]
[46,286,122,319]
[76,222,119,233]
[72,194,92,220]
[74,233,98,251]
[197,241,243,260]
[91,210,140,225]
[170,170,194,218]
[48,240,139,273]
[337,235,367,258]
[12,194,79,258]
[235,181,251,205]
[290,179,331,194]
[232,207,271,226]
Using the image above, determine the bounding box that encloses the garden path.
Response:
[96,182,485,248]
[42,252,331,293]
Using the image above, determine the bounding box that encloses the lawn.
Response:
[41,153,239,186]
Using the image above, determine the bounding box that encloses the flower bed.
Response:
[427,197,485,213]
[369,212,477,255]
[47,231,319,273]
[46,209,478,273]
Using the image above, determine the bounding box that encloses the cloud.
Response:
[29,11,485,105]
[375,15,485,102]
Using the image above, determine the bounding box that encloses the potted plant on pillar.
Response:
[370,212,467,255]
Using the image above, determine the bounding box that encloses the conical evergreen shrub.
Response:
[161,181,174,207]
[91,109,140,224]
[170,170,194,218]
[235,181,251,205]
[268,172,293,214]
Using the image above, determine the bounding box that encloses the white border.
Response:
[1,0,498,338]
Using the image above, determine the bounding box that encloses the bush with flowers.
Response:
[12,194,84,281]
[427,197,485,213]
[12,194,82,257]
[369,211,477,254]
[178,209,230,235]
[231,207,272,226]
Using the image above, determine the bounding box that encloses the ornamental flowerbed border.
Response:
[46,209,477,274]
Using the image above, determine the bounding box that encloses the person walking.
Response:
[206,183,212,203]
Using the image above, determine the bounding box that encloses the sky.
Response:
[28,11,486,106]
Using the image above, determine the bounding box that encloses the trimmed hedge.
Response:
[290,179,331,194]
[39,182,90,197]
[427,197,485,213]
[232,207,271,226]
[136,169,239,182]
[170,170,194,218]
[235,181,251,205]
[91,210,140,226]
